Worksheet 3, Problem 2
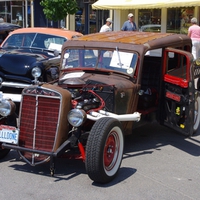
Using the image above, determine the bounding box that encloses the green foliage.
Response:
[40,0,78,21]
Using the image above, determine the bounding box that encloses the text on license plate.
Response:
[0,125,19,144]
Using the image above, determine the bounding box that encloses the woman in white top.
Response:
[188,17,200,60]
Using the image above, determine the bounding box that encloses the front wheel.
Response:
[193,96,200,133]
[0,114,17,159]
[85,117,124,184]
[0,146,10,159]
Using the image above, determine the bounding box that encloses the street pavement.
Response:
[0,122,200,200]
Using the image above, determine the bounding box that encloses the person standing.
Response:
[121,13,137,31]
[99,18,113,32]
[187,17,200,60]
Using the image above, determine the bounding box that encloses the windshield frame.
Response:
[61,48,138,77]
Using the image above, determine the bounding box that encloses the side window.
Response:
[32,34,66,50]
[44,36,66,48]
[46,36,67,51]
[167,52,187,79]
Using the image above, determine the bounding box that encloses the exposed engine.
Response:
[59,78,115,113]
[70,88,105,113]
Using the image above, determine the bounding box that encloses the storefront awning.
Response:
[92,0,200,10]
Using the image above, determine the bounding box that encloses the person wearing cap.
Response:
[99,18,113,32]
[188,17,200,60]
[121,13,137,31]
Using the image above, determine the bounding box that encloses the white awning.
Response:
[92,0,200,10]
[0,0,25,1]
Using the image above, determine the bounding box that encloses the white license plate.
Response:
[0,125,19,144]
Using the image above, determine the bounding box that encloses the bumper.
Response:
[2,138,71,157]
[2,93,22,102]
[0,81,31,102]
[1,81,30,89]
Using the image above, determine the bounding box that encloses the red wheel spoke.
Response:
[104,133,116,167]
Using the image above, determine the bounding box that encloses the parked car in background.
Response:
[140,24,161,32]
[1,31,200,184]
[0,27,82,114]
[140,24,181,34]
[0,19,21,44]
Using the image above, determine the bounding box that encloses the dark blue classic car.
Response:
[0,27,82,113]
[0,18,21,44]
[0,19,21,44]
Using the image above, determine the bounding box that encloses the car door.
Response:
[161,47,195,136]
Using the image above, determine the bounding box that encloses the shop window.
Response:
[139,9,161,32]
[75,3,98,34]
[75,9,84,33]
[167,7,194,34]
[0,2,11,23]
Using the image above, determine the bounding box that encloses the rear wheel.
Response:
[85,117,124,183]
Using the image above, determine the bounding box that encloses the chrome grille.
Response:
[18,88,61,164]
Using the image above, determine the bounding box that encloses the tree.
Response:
[40,0,78,22]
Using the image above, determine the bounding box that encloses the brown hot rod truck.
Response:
[0,31,200,184]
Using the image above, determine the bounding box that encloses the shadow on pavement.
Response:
[1,121,200,185]
[123,122,200,158]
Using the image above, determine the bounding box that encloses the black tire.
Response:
[85,117,124,183]
[0,113,17,159]
[193,96,200,133]
[0,146,10,159]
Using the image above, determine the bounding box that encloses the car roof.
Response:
[0,22,21,33]
[8,27,83,38]
[64,31,191,54]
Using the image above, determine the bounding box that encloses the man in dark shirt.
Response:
[121,13,137,31]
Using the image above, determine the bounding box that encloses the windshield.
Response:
[2,33,67,52]
[62,48,138,76]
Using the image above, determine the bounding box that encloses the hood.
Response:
[0,48,53,77]
[59,71,134,89]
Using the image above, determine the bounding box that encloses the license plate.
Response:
[0,125,19,144]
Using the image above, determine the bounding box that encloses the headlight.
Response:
[32,67,42,78]
[68,109,86,127]
[195,58,200,66]
[0,99,16,117]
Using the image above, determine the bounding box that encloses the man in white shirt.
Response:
[100,18,113,32]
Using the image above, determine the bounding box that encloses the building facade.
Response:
[111,7,200,34]
[1,0,199,35]
[0,0,49,27]
[0,0,106,34]
[92,0,200,34]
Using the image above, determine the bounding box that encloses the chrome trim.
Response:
[1,82,30,88]
[87,110,141,122]
[2,93,22,102]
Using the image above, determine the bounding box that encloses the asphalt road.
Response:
[0,122,200,200]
